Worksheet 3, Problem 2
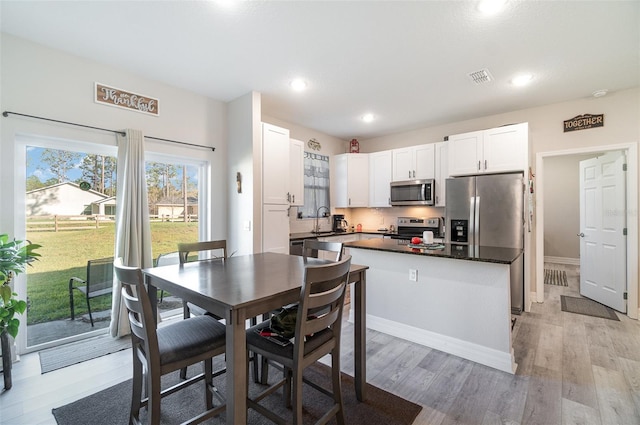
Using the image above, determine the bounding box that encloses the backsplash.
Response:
[289,205,445,234]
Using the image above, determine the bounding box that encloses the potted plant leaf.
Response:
[0,234,41,390]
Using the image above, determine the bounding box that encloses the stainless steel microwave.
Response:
[390,179,435,206]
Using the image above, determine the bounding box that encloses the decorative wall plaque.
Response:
[563,114,604,132]
[95,82,159,116]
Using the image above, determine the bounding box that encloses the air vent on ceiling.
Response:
[468,68,493,85]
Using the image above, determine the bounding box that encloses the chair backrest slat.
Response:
[302,240,343,261]
[178,240,227,264]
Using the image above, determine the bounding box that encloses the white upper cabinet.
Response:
[392,144,435,181]
[434,142,449,207]
[368,150,392,208]
[332,153,369,208]
[289,138,304,206]
[448,123,528,176]
[262,123,290,204]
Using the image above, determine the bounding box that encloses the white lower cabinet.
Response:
[262,204,290,254]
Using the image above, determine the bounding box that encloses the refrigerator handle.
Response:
[474,196,480,245]
[469,196,475,245]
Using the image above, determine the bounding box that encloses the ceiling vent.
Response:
[468,68,493,85]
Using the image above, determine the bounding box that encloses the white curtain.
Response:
[109,129,153,337]
[301,152,330,218]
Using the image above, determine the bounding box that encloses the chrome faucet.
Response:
[314,206,330,233]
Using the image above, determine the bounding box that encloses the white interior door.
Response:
[579,151,627,312]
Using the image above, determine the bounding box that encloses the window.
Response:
[301,152,330,218]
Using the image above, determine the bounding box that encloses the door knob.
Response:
[577,232,585,237]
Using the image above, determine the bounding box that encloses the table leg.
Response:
[226,309,248,424]
[354,270,367,401]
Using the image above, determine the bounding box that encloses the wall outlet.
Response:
[409,269,417,282]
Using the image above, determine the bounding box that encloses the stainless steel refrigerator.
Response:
[445,173,525,314]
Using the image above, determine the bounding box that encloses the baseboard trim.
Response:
[364,314,517,374]
[544,256,580,266]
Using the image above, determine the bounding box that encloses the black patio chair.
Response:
[69,257,114,326]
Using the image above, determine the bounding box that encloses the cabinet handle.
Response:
[287,192,291,202]
[478,161,481,171]
[292,194,295,203]
[349,198,351,206]
[408,170,411,178]
[484,160,487,170]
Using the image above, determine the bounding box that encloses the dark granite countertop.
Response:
[343,238,522,264]
[290,230,396,241]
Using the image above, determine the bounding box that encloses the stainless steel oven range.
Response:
[390,216,444,244]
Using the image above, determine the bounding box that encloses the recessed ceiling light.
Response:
[511,73,534,87]
[362,113,375,123]
[478,0,506,16]
[592,89,608,98]
[290,79,308,92]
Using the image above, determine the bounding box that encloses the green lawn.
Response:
[26,222,198,324]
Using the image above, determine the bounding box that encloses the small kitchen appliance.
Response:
[332,214,348,233]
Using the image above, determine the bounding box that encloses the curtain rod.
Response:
[2,111,215,152]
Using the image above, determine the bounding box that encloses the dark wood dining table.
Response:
[143,252,368,424]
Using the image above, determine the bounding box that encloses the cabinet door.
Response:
[331,154,349,208]
[262,204,290,254]
[483,123,528,173]
[448,130,482,176]
[347,154,369,207]
[289,138,304,206]
[262,123,290,204]
[392,147,413,181]
[413,144,435,179]
[434,142,449,207]
[369,150,392,207]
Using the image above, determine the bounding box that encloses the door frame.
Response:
[535,142,638,319]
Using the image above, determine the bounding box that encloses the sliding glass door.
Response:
[16,135,209,353]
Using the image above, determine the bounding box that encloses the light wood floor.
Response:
[3,264,640,424]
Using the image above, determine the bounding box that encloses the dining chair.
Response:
[258,239,344,382]
[246,255,352,425]
[114,258,227,425]
[177,240,227,319]
[68,256,114,326]
[301,239,343,261]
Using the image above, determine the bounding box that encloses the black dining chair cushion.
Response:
[246,321,334,362]
[157,315,226,365]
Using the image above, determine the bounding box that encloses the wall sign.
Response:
[563,113,604,132]
[95,82,159,116]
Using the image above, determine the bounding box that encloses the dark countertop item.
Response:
[343,238,522,264]
[290,230,396,241]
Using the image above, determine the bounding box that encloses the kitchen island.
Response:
[343,238,521,373]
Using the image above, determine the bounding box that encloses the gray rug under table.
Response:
[544,268,568,286]
[560,295,620,321]
[52,361,421,425]
[39,335,131,373]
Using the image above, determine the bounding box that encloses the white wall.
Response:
[543,154,595,259]
[0,34,227,241]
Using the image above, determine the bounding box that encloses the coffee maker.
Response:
[332,214,348,233]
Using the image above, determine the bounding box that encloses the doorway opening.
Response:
[535,142,638,319]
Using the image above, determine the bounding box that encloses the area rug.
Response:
[52,362,421,425]
[560,295,619,321]
[544,268,568,286]
[39,335,131,373]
